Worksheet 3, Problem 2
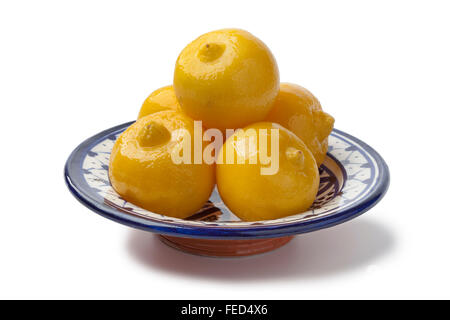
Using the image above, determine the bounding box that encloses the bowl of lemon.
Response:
[65,29,389,257]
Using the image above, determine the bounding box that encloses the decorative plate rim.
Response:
[64,122,390,239]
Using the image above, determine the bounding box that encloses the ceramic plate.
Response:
[65,122,389,239]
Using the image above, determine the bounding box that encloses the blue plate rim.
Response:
[64,122,390,239]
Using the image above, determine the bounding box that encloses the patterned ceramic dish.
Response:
[65,122,389,257]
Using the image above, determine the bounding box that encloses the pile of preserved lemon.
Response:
[109,29,334,222]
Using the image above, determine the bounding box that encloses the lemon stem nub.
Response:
[138,121,171,147]
[286,147,305,168]
[198,42,225,62]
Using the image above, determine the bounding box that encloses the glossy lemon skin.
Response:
[265,83,334,166]
[174,29,280,131]
[138,85,181,119]
[109,110,215,218]
[216,122,319,221]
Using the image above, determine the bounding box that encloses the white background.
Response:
[1,0,449,299]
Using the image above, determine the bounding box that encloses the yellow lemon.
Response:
[137,85,180,119]
[173,29,280,131]
[266,83,334,166]
[109,110,215,218]
[216,122,319,221]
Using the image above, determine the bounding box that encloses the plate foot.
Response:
[159,235,293,257]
